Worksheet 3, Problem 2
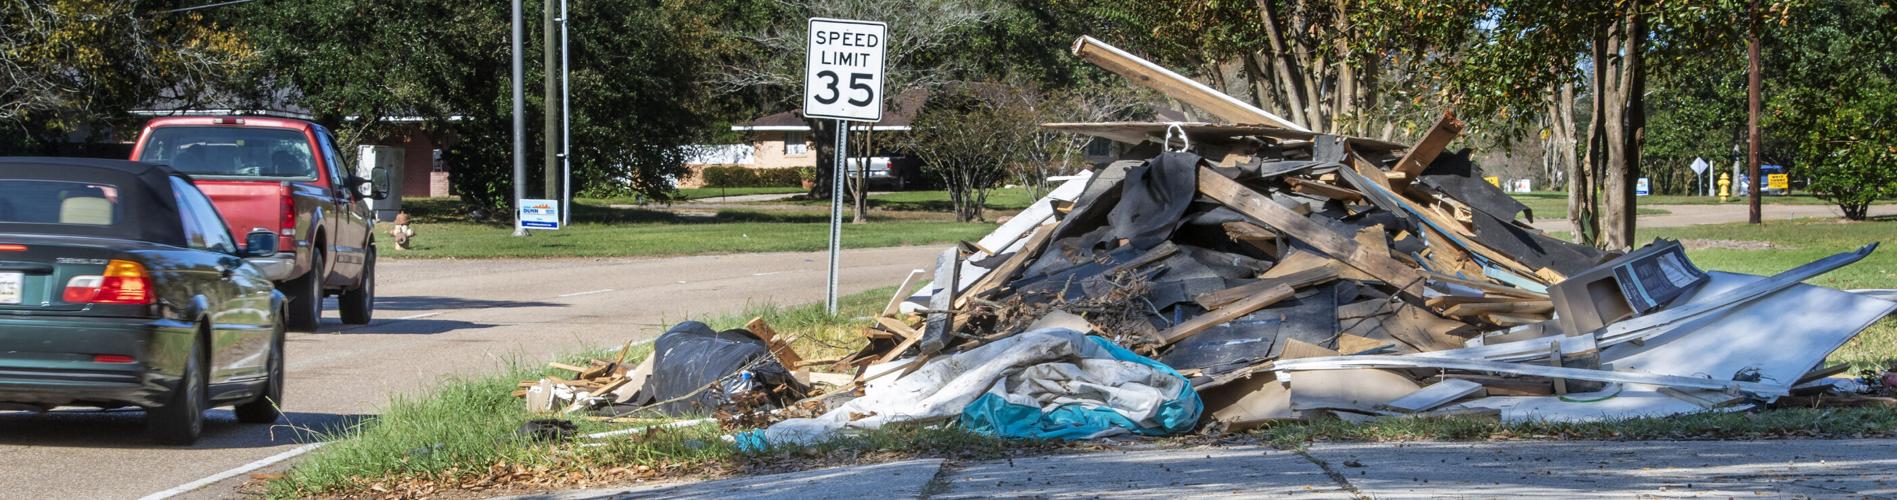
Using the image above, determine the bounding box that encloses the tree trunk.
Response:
[1572,30,1608,246]
[1330,0,1355,135]
[806,118,838,199]
[1599,10,1644,252]
[851,123,869,224]
[1253,0,1311,130]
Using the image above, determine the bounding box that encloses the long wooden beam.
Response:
[1073,36,1307,131]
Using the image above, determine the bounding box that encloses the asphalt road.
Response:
[0,245,944,500]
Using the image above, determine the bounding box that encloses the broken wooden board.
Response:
[955,222,1057,309]
[745,317,805,371]
[1194,265,1340,310]
[1157,283,1296,347]
[1197,167,1423,296]
[1393,110,1464,178]
[920,247,961,356]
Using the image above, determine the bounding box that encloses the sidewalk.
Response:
[520,438,1897,499]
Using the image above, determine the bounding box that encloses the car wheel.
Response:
[148,334,207,445]
[282,249,323,332]
[339,248,374,325]
[234,318,284,424]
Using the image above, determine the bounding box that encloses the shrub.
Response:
[697,166,806,188]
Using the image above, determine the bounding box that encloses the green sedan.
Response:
[0,157,287,445]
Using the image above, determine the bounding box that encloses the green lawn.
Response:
[381,198,995,259]
[1510,192,1668,220]
[784,187,1040,213]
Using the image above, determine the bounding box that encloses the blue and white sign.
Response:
[519,198,561,230]
[1636,177,1651,196]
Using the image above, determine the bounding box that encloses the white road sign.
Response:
[804,18,886,122]
[1689,157,1709,175]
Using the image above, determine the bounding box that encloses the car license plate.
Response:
[0,272,20,304]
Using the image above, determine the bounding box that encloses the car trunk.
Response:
[0,236,124,314]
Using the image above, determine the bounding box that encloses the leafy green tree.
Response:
[899,83,1036,222]
[1,0,250,153]
[236,0,730,212]
[1765,0,1897,219]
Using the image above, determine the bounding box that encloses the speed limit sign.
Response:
[804,18,886,122]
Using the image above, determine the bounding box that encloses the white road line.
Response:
[396,312,442,320]
[556,288,615,298]
[139,442,327,500]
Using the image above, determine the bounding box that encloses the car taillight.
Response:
[279,184,296,252]
[93,354,136,364]
[63,260,154,305]
[0,244,24,252]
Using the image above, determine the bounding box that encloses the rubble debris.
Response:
[740,328,1198,448]
[586,34,1895,446]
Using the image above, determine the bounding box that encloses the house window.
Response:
[783,132,808,156]
[1084,138,1111,157]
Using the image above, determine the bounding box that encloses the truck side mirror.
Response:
[243,230,279,258]
[370,166,392,200]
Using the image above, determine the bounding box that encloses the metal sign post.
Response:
[826,122,849,313]
[804,17,886,314]
[1689,157,1709,197]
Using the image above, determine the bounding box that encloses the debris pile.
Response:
[747,36,1895,443]
[531,36,1895,446]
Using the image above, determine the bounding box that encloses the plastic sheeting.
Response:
[961,336,1200,440]
[741,329,1199,449]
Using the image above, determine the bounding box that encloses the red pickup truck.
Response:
[129,116,382,332]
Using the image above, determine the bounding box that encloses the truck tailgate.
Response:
[193,180,285,243]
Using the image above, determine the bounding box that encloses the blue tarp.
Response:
[960,336,1202,440]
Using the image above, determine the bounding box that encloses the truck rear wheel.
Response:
[282,249,323,332]
[339,248,375,325]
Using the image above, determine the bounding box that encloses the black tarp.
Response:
[642,321,804,417]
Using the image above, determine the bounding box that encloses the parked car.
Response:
[0,158,288,445]
[845,157,906,190]
[129,116,385,331]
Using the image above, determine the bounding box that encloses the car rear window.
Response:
[138,126,318,179]
[0,180,121,226]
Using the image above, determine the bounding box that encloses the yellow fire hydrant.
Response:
[1717,172,1732,202]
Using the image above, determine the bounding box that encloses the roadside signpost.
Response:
[519,199,562,230]
[1636,177,1651,196]
[804,17,886,314]
[1690,157,1709,196]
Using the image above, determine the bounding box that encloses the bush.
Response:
[698,166,805,188]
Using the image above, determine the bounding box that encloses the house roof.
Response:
[734,89,928,132]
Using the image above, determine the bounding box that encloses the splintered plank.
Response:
[1194,265,1339,311]
[1393,110,1465,178]
[955,222,1057,309]
[1157,284,1297,347]
[1197,167,1423,296]
[920,248,961,355]
[745,317,805,370]
[1284,177,1364,202]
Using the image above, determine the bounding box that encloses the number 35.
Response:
[813,70,874,107]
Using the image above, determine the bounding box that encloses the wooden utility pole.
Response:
[1746,0,1763,224]
[543,0,560,201]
